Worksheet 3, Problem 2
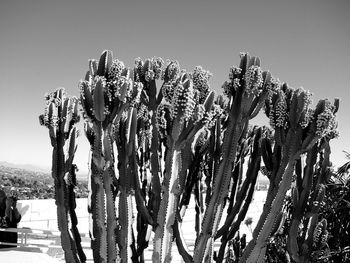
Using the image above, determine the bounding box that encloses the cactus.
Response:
[215,126,263,263]
[114,106,154,262]
[67,165,87,262]
[80,50,144,262]
[39,88,85,263]
[133,57,165,229]
[40,50,341,263]
[152,66,215,262]
[193,53,276,263]
[264,141,334,263]
[240,85,339,262]
[287,140,333,263]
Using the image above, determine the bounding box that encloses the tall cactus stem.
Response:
[152,148,181,263]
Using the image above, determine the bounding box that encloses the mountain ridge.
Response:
[0,161,50,173]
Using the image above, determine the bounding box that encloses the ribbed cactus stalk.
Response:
[193,53,276,263]
[39,88,85,263]
[67,165,87,262]
[240,85,339,262]
[80,50,143,263]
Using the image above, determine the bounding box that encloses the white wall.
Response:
[16,198,89,233]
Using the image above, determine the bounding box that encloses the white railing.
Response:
[0,227,90,248]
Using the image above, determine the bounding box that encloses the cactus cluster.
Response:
[40,50,339,263]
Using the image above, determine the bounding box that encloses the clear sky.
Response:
[0,0,349,175]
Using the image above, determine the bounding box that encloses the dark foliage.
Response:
[320,173,350,262]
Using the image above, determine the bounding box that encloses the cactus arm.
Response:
[152,129,197,262]
[135,61,163,228]
[152,68,213,262]
[67,165,87,263]
[97,50,113,78]
[54,138,80,263]
[129,107,154,259]
[240,126,302,263]
[82,50,148,263]
[216,128,262,240]
[116,107,147,262]
[101,126,118,263]
[241,126,301,262]
[247,156,297,263]
[132,148,153,260]
[88,120,118,263]
[149,98,162,227]
[301,186,327,261]
[103,165,118,262]
[205,117,221,207]
[116,130,134,263]
[239,131,292,262]
[40,89,84,263]
[65,128,87,263]
[226,163,241,218]
[174,219,193,263]
[89,125,108,263]
[178,148,202,219]
[136,216,152,260]
[93,78,106,122]
[65,127,78,171]
[248,72,272,119]
[193,53,273,263]
[194,122,243,262]
[286,145,317,262]
[152,146,181,263]
[118,189,134,262]
[193,98,244,262]
[216,128,262,263]
[298,143,332,261]
[54,137,78,263]
[216,130,251,238]
[243,95,338,262]
[134,170,154,225]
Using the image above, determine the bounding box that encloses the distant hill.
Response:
[0,161,50,173]
[0,164,88,200]
[0,161,88,180]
